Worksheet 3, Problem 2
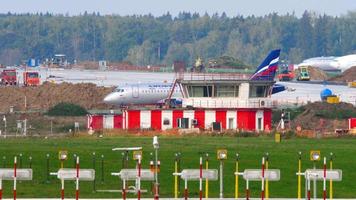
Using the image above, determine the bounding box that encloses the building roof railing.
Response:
[177,72,252,81]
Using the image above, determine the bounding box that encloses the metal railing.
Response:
[182,98,272,109]
[177,72,252,81]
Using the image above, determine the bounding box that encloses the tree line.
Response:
[0,11,355,66]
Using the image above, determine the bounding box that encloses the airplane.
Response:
[103,49,286,106]
[297,54,356,72]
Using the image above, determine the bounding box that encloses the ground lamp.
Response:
[310,150,320,199]
[153,136,160,200]
[58,150,68,169]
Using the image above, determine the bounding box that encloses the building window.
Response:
[249,85,269,98]
[163,118,170,125]
[215,85,239,97]
[188,86,213,97]
[257,117,262,131]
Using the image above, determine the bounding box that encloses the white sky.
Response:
[0,0,355,17]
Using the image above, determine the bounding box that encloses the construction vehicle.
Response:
[23,71,40,86]
[191,57,205,72]
[277,61,294,81]
[277,65,295,81]
[1,69,17,85]
[297,66,310,81]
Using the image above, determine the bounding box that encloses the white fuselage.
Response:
[103,83,182,106]
[298,54,356,71]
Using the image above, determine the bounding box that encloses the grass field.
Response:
[0,135,355,198]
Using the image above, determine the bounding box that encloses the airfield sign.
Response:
[239,169,281,181]
[0,169,33,180]
[52,168,95,181]
[174,169,218,181]
[113,169,154,181]
[304,169,342,181]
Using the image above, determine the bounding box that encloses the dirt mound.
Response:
[293,102,355,132]
[0,82,114,112]
[294,66,328,80]
[74,61,99,70]
[329,66,356,82]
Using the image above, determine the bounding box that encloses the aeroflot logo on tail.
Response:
[253,57,279,76]
[250,49,280,81]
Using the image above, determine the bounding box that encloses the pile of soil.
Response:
[74,61,99,70]
[0,82,114,112]
[329,66,356,82]
[292,102,355,132]
[294,66,328,80]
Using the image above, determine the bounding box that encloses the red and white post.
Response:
[246,180,249,200]
[13,156,17,200]
[184,179,188,200]
[61,178,65,200]
[199,156,203,200]
[0,179,2,200]
[307,177,311,200]
[261,157,265,200]
[75,156,80,200]
[323,157,327,200]
[122,179,126,200]
[137,157,141,200]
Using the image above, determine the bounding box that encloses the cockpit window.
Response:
[115,88,125,92]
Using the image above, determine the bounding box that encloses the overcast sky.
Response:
[0,0,355,17]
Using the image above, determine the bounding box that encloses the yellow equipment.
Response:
[297,66,310,81]
[348,81,356,88]
[275,133,281,143]
[326,96,340,104]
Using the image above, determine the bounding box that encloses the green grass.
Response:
[0,135,355,198]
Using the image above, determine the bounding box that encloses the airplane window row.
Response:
[142,89,179,93]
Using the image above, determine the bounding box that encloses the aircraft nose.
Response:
[103,93,117,104]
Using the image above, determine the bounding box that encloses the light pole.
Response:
[153,136,159,200]
[310,150,320,200]
[217,149,227,199]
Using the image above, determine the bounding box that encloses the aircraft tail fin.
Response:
[250,49,280,81]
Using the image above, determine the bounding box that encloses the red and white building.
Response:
[349,118,356,130]
[120,108,271,131]
[88,73,275,132]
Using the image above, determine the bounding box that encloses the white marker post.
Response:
[122,178,126,200]
[184,179,188,200]
[261,157,265,200]
[13,156,17,200]
[323,157,326,200]
[246,179,250,200]
[137,156,141,200]
[0,176,2,200]
[61,177,64,200]
[199,157,203,200]
[307,175,311,200]
[75,156,80,200]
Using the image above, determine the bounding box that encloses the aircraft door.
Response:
[132,85,139,98]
